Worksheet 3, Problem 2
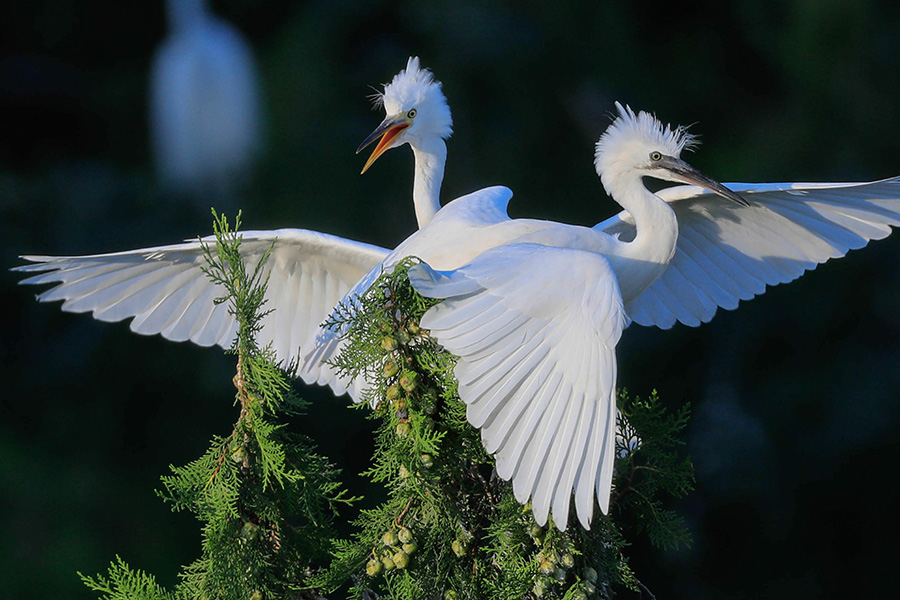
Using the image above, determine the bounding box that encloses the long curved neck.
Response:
[606,174,679,302]
[410,137,447,228]
[625,179,678,260]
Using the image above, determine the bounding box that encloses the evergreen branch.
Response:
[81,213,694,600]
[313,259,696,599]
[79,556,176,600]
[83,211,353,600]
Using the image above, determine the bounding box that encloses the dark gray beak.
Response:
[658,156,749,207]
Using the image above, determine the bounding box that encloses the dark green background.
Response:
[2,1,900,598]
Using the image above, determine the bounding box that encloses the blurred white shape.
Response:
[149,0,263,196]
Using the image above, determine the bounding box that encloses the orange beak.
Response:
[357,116,411,174]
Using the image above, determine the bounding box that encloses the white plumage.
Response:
[17,101,900,531]
[17,58,455,398]
[17,231,387,397]
[311,103,900,528]
[411,243,625,526]
[598,178,900,328]
[358,57,453,227]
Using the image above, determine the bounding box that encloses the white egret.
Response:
[15,57,453,397]
[308,103,900,530]
[357,56,453,227]
[150,0,263,195]
[17,101,900,531]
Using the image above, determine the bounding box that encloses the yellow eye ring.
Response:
[650,151,662,161]
[407,109,417,119]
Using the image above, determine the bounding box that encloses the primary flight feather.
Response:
[312,103,900,529]
[17,99,900,530]
[16,57,452,397]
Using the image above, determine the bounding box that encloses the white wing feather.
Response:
[409,242,627,530]
[596,177,900,328]
[299,185,519,402]
[16,229,389,393]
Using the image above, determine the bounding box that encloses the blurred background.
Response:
[3,1,900,598]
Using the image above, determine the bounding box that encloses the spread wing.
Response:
[409,242,627,530]
[595,177,900,328]
[16,229,389,390]
[300,185,518,401]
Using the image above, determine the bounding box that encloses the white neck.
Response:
[605,174,679,301]
[410,137,446,228]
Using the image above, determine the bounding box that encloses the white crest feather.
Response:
[594,102,697,174]
[373,56,453,140]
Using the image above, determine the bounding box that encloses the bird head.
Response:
[357,57,454,173]
[594,102,747,206]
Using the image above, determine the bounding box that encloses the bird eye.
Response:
[407,109,417,119]
[650,151,662,161]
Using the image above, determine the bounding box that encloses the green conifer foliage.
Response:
[316,258,695,600]
[78,215,694,600]
[80,212,354,600]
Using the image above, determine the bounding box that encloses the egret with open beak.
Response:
[357,110,416,174]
